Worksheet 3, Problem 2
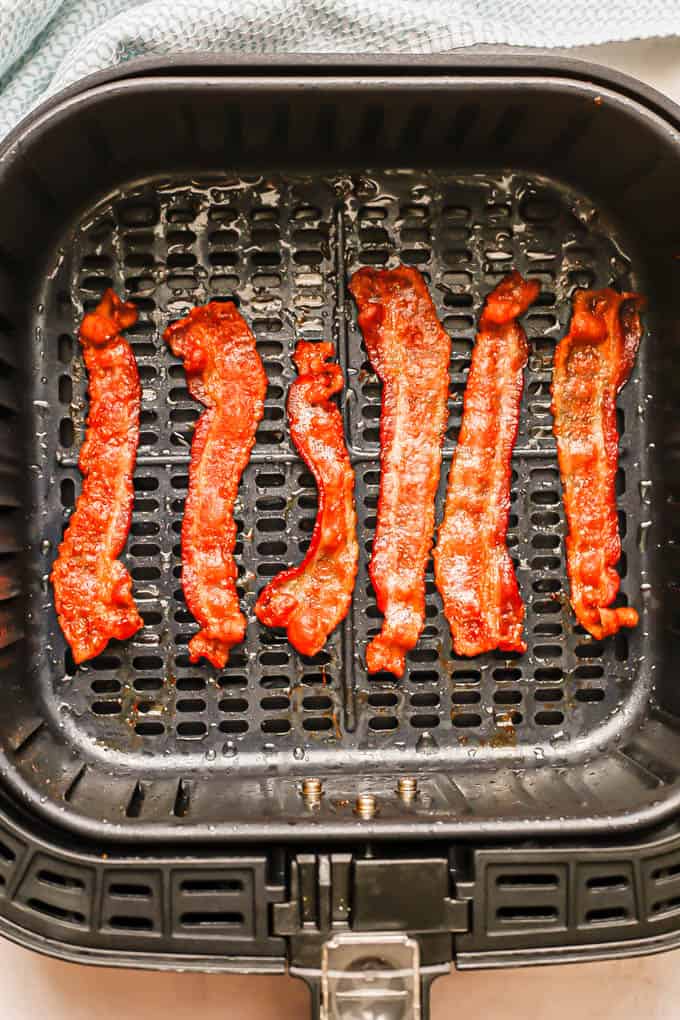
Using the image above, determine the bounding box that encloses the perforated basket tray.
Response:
[0,55,677,848]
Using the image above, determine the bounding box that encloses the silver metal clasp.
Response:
[321,932,421,1020]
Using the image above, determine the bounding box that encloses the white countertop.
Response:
[4,34,680,1020]
[3,937,680,1020]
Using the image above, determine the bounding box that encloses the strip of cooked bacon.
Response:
[349,266,451,677]
[51,289,143,664]
[164,302,267,669]
[552,288,644,639]
[255,342,358,656]
[434,272,539,657]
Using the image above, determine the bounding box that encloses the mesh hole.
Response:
[409,648,438,663]
[177,721,207,738]
[132,521,160,537]
[410,714,439,728]
[492,648,523,662]
[90,654,120,670]
[257,517,286,533]
[61,478,75,509]
[133,498,159,513]
[615,632,629,662]
[452,690,481,705]
[359,205,388,221]
[359,251,388,267]
[531,556,560,571]
[261,696,290,711]
[58,375,72,403]
[369,716,398,732]
[219,673,247,688]
[134,477,159,492]
[533,599,561,614]
[451,670,481,683]
[176,698,206,713]
[135,721,164,736]
[532,534,560,549]
[261,718,291,734]
[401,249,430,266]
[534,622,562,637]
[531,511,560,527]
[176,677,205,691]
[259,651,289,666]
[575,688,605,703]
[119,200,159,226]
[535,710,564,726]
[258,562,285,577]
[452,713,482,728]
[58,335,73,362]
[167,228,197,245]
[219,719,248,734]
[257,540,287,556]
[303,717,333,732]
[209,205,237,223]
[303,696,333,711]
[575,643,605,659]
[256,472,285,488]
[531,491,559,506]
[534,644,563,659]
[410,692,439,708]
[493,668,521,683]
[92,701,121,715]
[368,692,398,708]
[410,670,439,683]
[535,688,564,702]
[219,697,248,713]
[257,496,287,513]
[133,655,162,670]
[91,677,120,694]
[494,690,521,705]
[535,668,563,682]
[574,665,604,680]
[360,226,389,245]
[134,677,162,692]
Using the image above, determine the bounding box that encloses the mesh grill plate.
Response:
[31,170,648,775]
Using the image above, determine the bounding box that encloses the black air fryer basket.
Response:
[0,53,678,1017]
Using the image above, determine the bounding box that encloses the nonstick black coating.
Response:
[0,64,676,843]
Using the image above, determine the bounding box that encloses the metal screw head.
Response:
[301,777,323,807]
[355,792,377,819]
[397,776,418,803]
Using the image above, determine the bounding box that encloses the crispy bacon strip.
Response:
[434,273,538,656]
[349,266,451,677]
[552,288,644,639]
[164,302,267,668]
[51,290,143,664]
[255,342,358,656]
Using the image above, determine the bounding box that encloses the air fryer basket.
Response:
[16,165,658,841]
[0,55,678,1002]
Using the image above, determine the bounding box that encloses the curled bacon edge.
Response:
[349,265,452,678]
[434,271,539,657]
[51,289,143,665]
[552,287,644,640]
[164,301,267,669]
[255,341,358,657]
